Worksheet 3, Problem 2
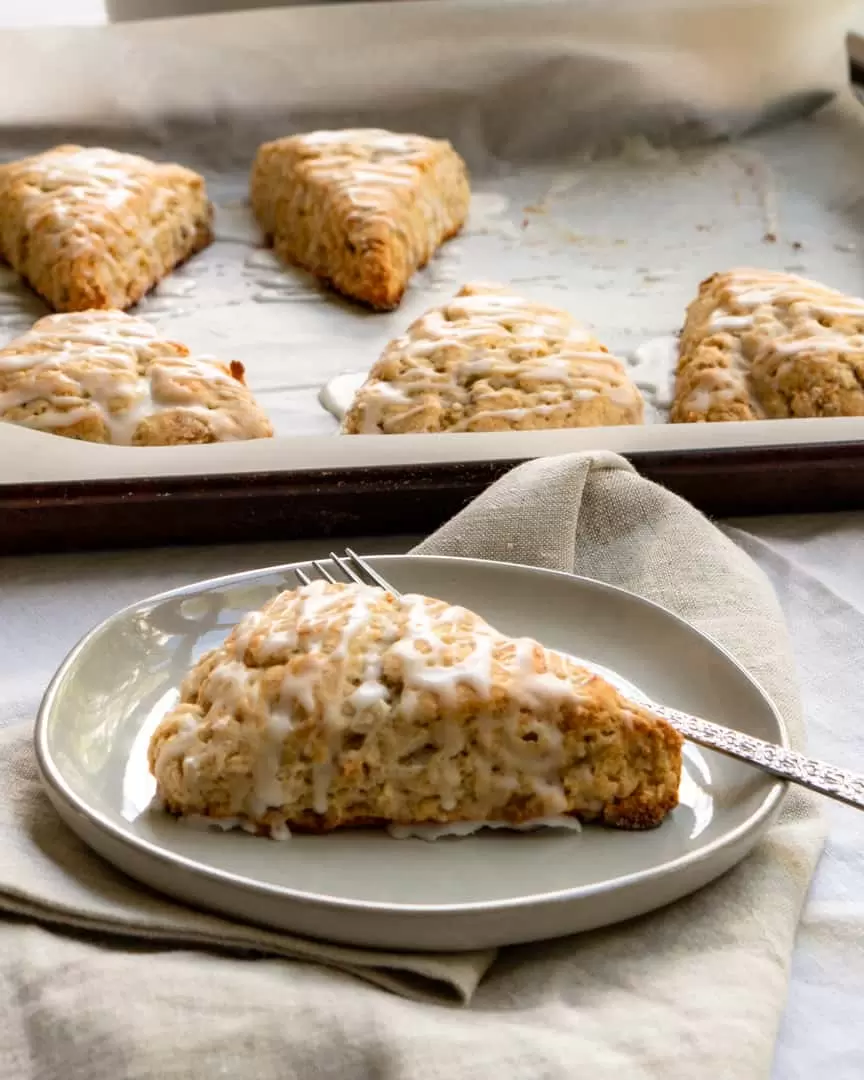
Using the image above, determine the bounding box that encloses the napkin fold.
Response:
[0,451,825,1080]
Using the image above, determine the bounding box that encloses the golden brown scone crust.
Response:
[0,310,272,445]
[671,268,864,422]
[0,145,213,313]
[149,581,682,835]
[342,283,644,433]
[250,129,470,310]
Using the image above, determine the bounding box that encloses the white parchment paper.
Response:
[0,0,862,478]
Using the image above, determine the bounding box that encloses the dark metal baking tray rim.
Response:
[3,439,864,556]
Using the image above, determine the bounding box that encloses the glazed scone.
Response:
[0,145,213,312]
[148,580,682,836]
[671,268,864,422]
[0,310,273,445]
[342,283,644,433]
[250,129,470,310]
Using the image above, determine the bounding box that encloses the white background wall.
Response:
[4,0,859,30]
[0,1,106,24]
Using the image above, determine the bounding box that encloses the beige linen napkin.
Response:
[0,451,824,1080]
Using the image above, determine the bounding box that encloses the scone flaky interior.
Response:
[672,267,864,422]
[342,283,644,433]
[0,145,213,313]
[250,128,470,310]
[0,310,273,445]
[148,581,682,837]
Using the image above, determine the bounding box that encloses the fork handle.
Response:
[653,704,864,811]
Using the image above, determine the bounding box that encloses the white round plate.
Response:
[36,556,787,952]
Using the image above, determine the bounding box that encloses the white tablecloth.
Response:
[1,515,862,1078]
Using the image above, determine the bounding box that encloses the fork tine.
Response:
[344,548,400,595]
[298,552,399,594]
[312,559,338,583]
[329,551,365,586]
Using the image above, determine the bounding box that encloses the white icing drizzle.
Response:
[177,814,291,841]
[155,709,202,770]
[154,581,613,836]
[257,128,464,260]
[628,335,679,412]
[298,131,442,220]
[772,336,864,356]
[344,284,642,433]
[179,811,581,843]
[709,314,754,331]
[10,147,156,253]
[0,310,268,444]
[387,816,583,840]
[716,271,864,334]
[0,145,208,299]
[678,269,864,416]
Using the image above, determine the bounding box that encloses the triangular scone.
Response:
[250,129,470,310]
[671,268,864,422]
[342,283,644,433]
[0,310,272,445]
[0,145,213,313]
[149,581,682,836]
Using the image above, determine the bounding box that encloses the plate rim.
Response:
[35,553,789,917]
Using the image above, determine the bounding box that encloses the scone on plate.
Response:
[342,283,644,433]
[671,268,864,422]
[148,580,682,837]
[0,310,272,445]
[0,145,213,312]
[250,129,470,310]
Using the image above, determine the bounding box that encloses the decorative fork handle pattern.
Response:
[653,704,864,811]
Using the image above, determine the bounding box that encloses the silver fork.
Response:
[295,550,864,812]
[296,548,399,595]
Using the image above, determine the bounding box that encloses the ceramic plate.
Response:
[36,556,787,951]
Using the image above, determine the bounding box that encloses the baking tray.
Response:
[1,2,863,554]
